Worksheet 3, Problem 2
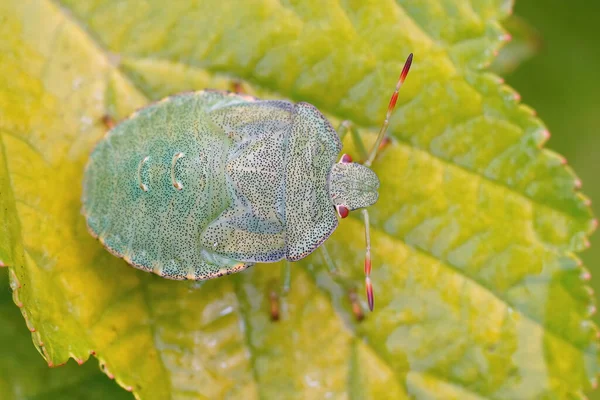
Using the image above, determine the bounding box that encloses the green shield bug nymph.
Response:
[82,54,413,317]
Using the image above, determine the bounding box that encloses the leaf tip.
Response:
[99,360,115,380]
[581,269,592,281]
[97,356,138,396]
[587,305,597,317]
[532,129,551,148]
[46,354,68,369]
[559,155,568,165]
[541,129,551,141]
[67,351,93,367]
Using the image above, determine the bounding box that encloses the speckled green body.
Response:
[82,90,348,280]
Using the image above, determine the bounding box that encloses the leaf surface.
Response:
[0,0,597,398]
[0,271,133,400]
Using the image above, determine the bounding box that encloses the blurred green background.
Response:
[506,0,600,317]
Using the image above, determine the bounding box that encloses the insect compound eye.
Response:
[340,153,352,164]
[336,205,349,219]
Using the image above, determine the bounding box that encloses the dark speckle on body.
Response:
[82,91,342,280]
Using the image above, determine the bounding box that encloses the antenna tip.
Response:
[400,53,413,83]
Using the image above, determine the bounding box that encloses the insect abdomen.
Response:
[83,93,238,279]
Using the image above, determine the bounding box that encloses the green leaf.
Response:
[490,15,543,76]
[0,271,133,400]
[0,0,597,398]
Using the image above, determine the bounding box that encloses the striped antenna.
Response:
[363,53,413,312]
[364,53,413,167]
[362,209,374,311]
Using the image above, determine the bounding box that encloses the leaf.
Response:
[0,0,597,399]
[0,270,133,400]
[490,15,543,76]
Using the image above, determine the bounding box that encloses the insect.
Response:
[82,54,413,318]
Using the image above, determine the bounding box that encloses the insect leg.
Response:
[336,120,351,140]
[269,261,292,321]
[320,244,366,321]
[320,244,338,274]
[348,288,365,322]
[101,115,116,130]
[230,80,246,94]
[281,261,291,296]
[269,286,280,321]
[336,121,368,162]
